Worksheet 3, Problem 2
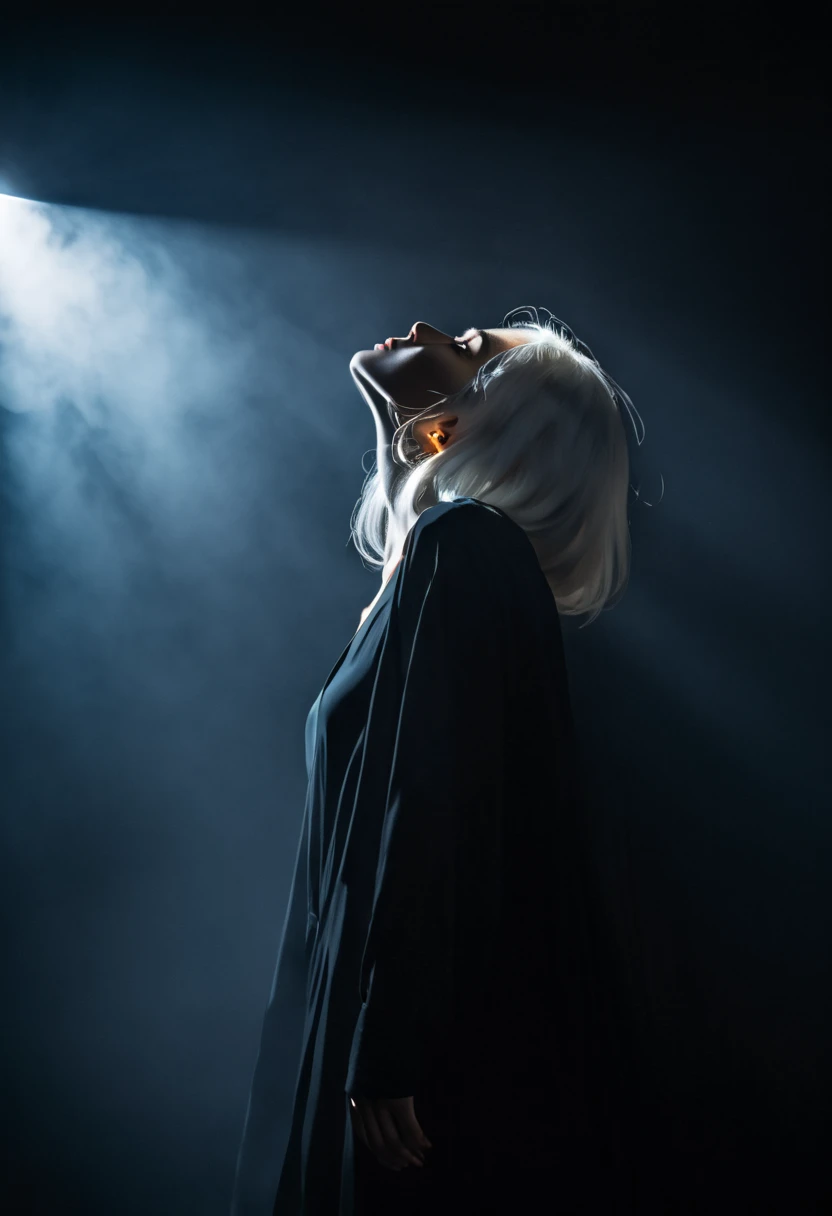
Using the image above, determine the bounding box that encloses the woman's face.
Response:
[349,321,535,454]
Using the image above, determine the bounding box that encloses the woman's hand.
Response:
[349,1094,432,1171]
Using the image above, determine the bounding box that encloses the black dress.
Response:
[230,497,621,1215]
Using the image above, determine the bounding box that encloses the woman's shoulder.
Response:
[400,497,555,631]
[411,496,523,551]
[400,499,543,599]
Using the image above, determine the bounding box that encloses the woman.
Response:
[231,307,638,1215]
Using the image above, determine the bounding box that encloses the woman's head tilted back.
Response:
[349,307,634,627]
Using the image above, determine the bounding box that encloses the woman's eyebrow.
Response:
[478,328,493,355]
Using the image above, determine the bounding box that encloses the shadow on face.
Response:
[349,321,535,454]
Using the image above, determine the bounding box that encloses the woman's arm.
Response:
[345,503,517,1102]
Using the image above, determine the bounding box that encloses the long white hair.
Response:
[350,307,640,628]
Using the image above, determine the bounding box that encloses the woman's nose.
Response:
[410,322,450,345]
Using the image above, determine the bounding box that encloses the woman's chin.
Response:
[349,348,380,373]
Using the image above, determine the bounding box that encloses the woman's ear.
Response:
[420,415,458,453]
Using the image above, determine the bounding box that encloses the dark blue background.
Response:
[0,4,827,1213]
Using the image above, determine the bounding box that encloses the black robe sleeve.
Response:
[344,500,525,1101]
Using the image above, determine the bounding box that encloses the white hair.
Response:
[350,311,636,628]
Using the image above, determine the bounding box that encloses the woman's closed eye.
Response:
[454,328,484,358]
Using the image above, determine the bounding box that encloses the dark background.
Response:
[1,3,828,1213]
